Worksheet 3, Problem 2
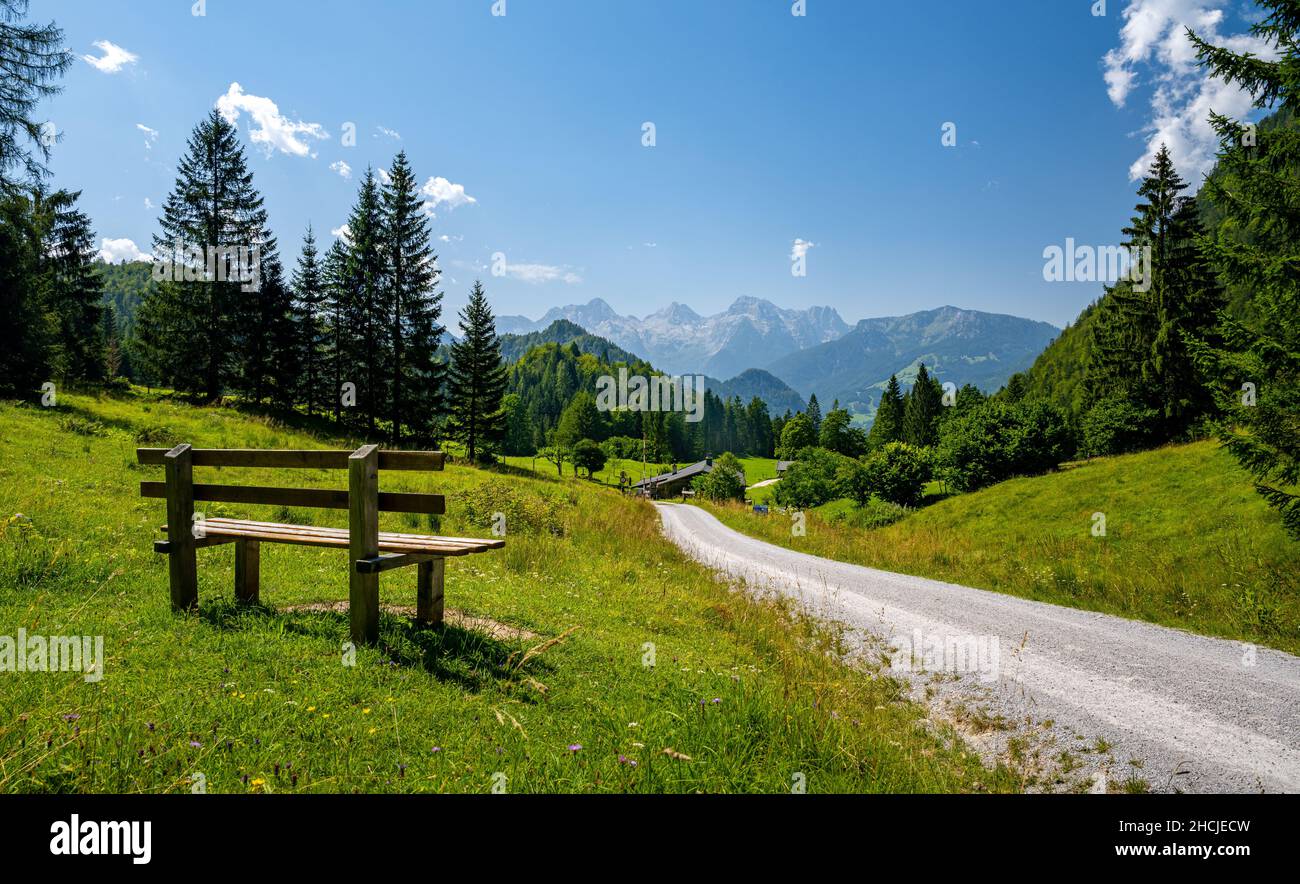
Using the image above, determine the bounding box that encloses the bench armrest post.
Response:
[164,443,198,611]
[348,444,381,644]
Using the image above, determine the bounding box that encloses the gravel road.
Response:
[656,502,1300,793]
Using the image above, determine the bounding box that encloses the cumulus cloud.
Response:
[790,238,816,261]
[375,167,391,185]
[376,126,401,140]
[82,40,137,73]
[97,238,150,263]
[331,224,352,244]
[504,263,582,285]
[215,83,328,158]
[1101,0,1279,181]
[330,160,352,179]
[420,176,476,215]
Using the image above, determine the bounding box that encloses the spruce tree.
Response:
[447,281,507,462]
[142,110,275,402]
[903,364,943,447]
[39,188,103,382]
[0,0,71,190]
[869,375,905,448]
[339,170,390,436]
[1188,1,1300,538]
[381,152,444,445]
[1088,145,1221,437]
[291,225,328,417]
[321,237,352,425]
[806,393,822,436]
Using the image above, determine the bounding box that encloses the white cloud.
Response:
[505,263,582,285]
[136,123,159,150]
[215,83,328,158]
[1101,0,1279,181]
[97,237,150,263]
[439,234,463,243]
[331,224,352,244]
[376,126,401,140]
[790,238,816,261]
[420,176,477,214]
[82,40,137,73]
[144,197,154,210]
[330,160,352,179]
[375,167,391,185]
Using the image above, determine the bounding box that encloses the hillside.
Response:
[766,306,1060,415]
[1018,301,1100,417]
[704,369,805,414]
[704,441,1300,654]
[0,391,1013,793]
[498,319,644,365]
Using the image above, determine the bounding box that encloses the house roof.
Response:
[632,459,715,488]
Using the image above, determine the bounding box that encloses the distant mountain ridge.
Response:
[766,306,1060,416]
[497,296,851,379]
[498,319,807,414]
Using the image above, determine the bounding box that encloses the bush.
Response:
[862,442,931,506]
[692,452,746,502]
[824,497,913,530]
[936,400,1072,492]
[600,436,641,460]
[458,478,568,537]
[774,446,852,509]
[1080,396,1163,457]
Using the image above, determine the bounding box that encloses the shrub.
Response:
[824,497,913,530]
[56,415,107,437]
[458,478,567,536]
[862,442,931,506]
[774,446,852,509]
[601,436,641,460]
[692,452,746,502]
[134,424,183,447]
[937,400,1072,492]
[1080,396,1163,457]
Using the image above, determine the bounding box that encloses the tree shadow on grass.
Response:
[197,599,553,697]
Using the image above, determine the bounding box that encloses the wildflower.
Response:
[147,722,155,732]
[189,740,202,749]
[431,746,441,753]
[567,744,582,753]
[62,713,80,722]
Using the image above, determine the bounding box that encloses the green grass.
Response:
[0,390,1016,793]
[702,441,1300,654]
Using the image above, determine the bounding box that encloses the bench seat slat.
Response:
[157,518,501,556]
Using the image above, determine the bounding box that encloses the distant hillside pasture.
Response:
[0,391,1015,793]
[703,442,1300,654]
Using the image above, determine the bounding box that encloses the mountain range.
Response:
[497,296,850,380]
[499,299,1059,418]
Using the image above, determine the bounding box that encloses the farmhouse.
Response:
[632,458,745,499]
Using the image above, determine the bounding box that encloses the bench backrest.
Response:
[137,443,446,515]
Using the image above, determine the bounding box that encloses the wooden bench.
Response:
[137,443,503,644]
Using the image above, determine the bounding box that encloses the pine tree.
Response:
[39,188,103,383]
[868,375,905,448]
[447,281,507,462]
[1187,1,1300,537]
[291,225,328,416]
[142,110,275,402]
[0,189,48,394]
[340,170,391,436]
[102,303,123,380]
[806,393,822,436]
[1087,144,1222,437]
[903,364,943,447]
[0,0,71,190]
[321,237,352,425]
[381,152,444,446]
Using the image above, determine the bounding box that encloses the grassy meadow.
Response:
[0,390,1017,793]
[702,441,1300,654]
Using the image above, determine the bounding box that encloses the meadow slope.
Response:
[0,391,1016,793]
[703,442,1300,654]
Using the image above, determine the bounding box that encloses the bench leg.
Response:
[235,539,260,604]
[417,558,445,628]
[164,444,198,612]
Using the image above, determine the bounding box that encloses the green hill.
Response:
[0,390,1013,793]
[705,441,1300,654]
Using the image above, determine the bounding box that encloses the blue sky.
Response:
[36,0,1271,328]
